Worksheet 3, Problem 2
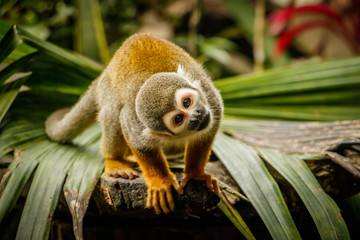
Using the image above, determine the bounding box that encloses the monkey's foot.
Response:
[104,158,139,180]
[181,172,219,194]
[146,173,183,214]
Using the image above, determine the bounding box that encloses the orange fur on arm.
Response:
[131,147,183,214]
[132,147,171,180]
[184,138,214,176]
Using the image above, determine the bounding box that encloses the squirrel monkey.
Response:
[45,33,223,214]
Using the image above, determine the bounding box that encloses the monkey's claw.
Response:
[146,173,183,214]
[104,158,139,180]
[181,173,219,194]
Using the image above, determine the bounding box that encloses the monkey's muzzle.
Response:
[187,105,210,131]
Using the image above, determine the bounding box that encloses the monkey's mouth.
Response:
[187,112,210,131]
[197,112,210,131]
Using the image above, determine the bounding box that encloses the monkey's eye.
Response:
[174,114,184,124]
[183,98,191,108]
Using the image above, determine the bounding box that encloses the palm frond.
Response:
[215,57,360,121]
[217,195,255,240]
[0,158,38,220]
[63,151,103,239]
[75,0,110,63]
[0,75,29,122]
[345,193,360,227]
[0,22,103,240]
[214,132,351,239]
[16,143,78,240]
[213,133,302,239]
[258,148,350,239]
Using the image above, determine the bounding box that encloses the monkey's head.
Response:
[136,66,212,138]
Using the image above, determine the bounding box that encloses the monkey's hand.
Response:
[104,158,139,179]
[181,172,219,194]
[146,173,183,214]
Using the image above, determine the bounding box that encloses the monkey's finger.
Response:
[153,191,161,214]
[173,181,184,195]
[159,190,170,214]
[212,178,219,194]
[146,189,153,209]
[180,176,190,188]
[112,172,119,178]
[128,172,137,180]
[166,188,175,211]
[119,172,129,179]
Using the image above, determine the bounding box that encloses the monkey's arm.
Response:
[131,147,183,214]
[181,136,218,193]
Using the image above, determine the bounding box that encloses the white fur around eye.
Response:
[163,110,188,135]
[175,88,199,109]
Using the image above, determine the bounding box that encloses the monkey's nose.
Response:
[194,105,206,118]
[187,105,209,131]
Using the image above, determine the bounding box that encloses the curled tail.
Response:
[45,80,98,143]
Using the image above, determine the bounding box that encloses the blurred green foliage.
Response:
[1,0,256,79]
[2,0,358,79]
[1,0,139,55]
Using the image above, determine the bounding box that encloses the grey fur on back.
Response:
[45,80,99,143]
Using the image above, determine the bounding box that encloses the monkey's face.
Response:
[136,71,212,139]
[162,88,211,137]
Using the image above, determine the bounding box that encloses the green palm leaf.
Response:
[213,132,302,239]
[345,193,360,227]
[0,159,38,220]
[63,150,103,239]
[0,75,29,122]
[0,21,103,240]
[16,144,78,240]
[75,0,110,63]
[0,25,23,63]
[258,148,350,239]
[217,196,255,240]
[215,57,360,121]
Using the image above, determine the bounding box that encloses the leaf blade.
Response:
[0,160,38,222]
[15,144,78,240]
[213,132,301,239]
[257,148,351,240]
[63,152,103,240]
[0,74,30,122]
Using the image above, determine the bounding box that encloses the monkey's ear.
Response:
[177,65,193,81]
[177,65,186,76]
[177,65,201,88]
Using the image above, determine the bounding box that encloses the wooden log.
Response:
[96,157,360,218]
[98,169,220,217]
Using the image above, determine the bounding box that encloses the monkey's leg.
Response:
[100,110,139,180]
[131,148,183,214]
[181,139,219,194]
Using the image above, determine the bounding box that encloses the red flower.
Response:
[269,3,360,58]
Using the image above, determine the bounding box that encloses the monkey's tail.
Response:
[45,81,98,143]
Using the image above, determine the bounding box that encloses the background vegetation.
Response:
[0,0,359,239]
